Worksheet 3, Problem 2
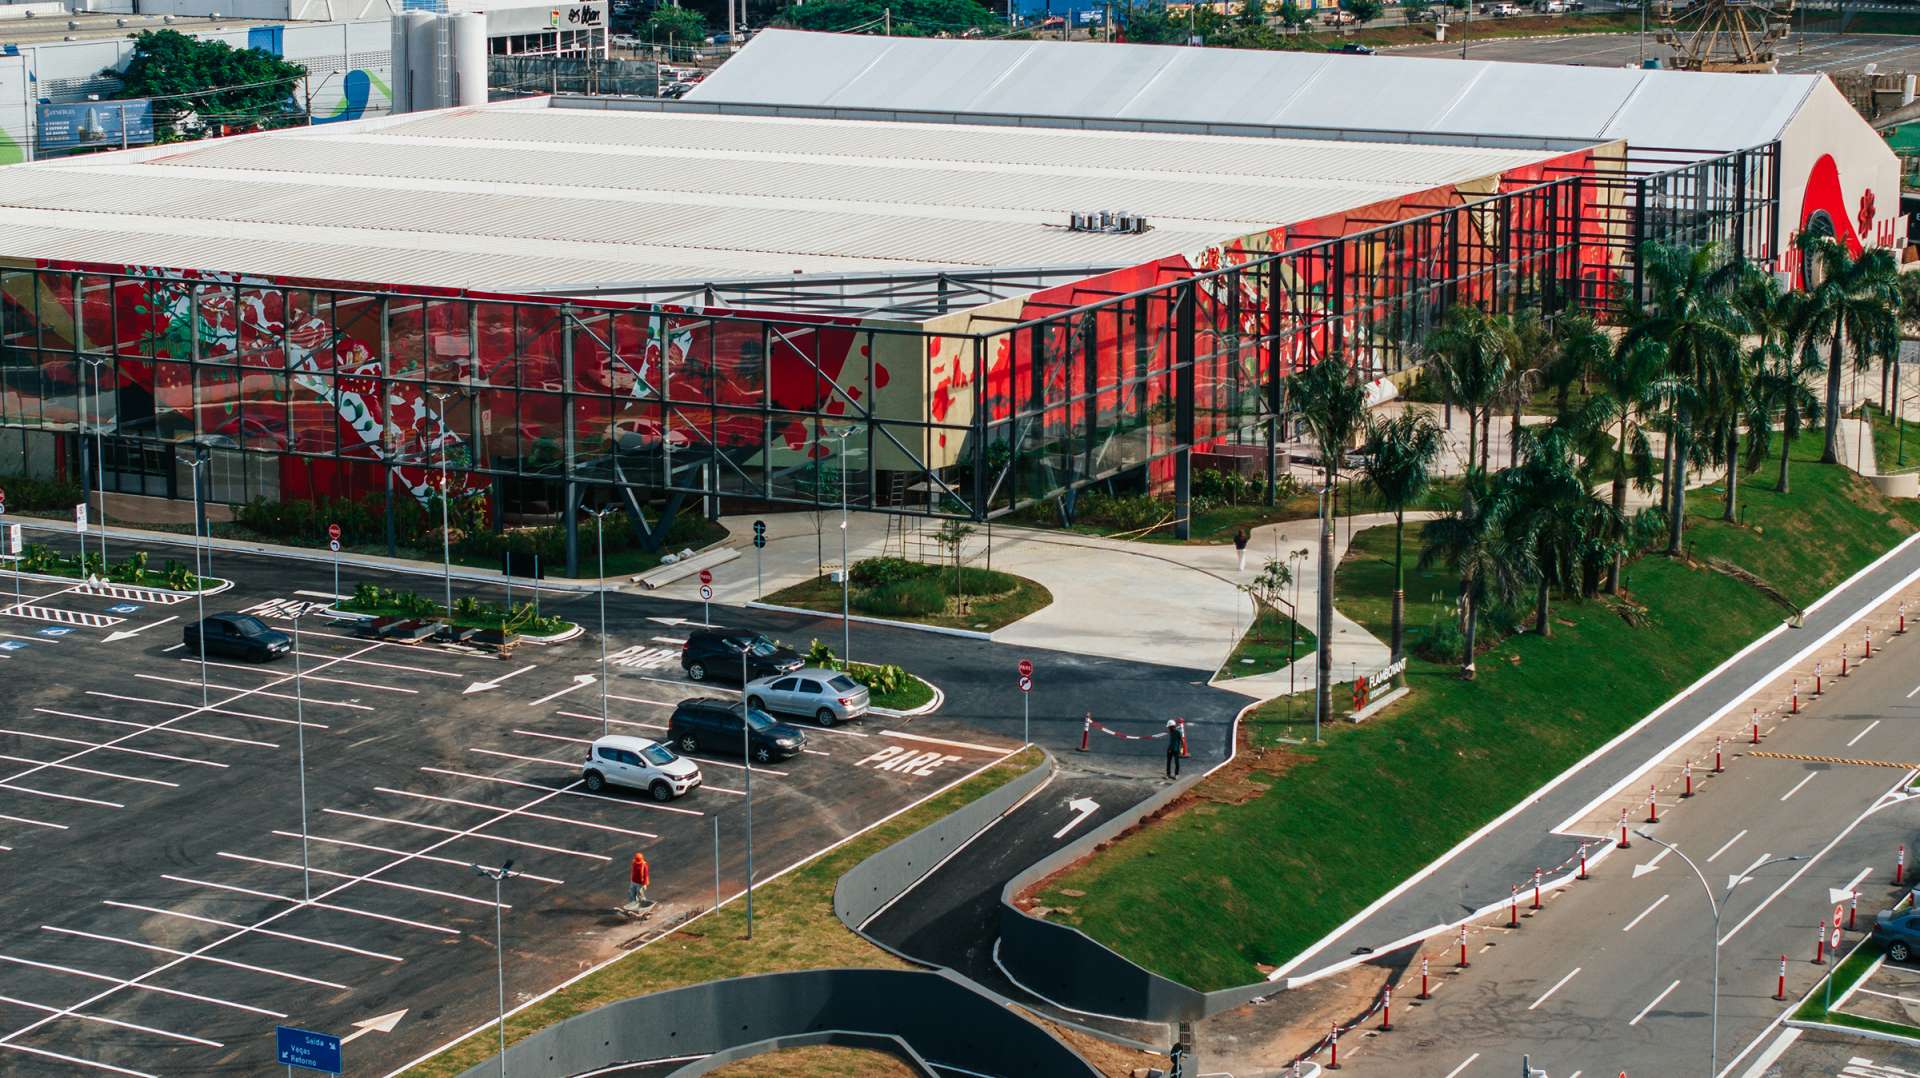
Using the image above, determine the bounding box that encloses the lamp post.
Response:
[472,859,517,1078]
[180,451,210,711]
[426,391,456,622]
[829,425,857,662]
[737,640,756,939]
[586,504,619,737]
[291,606,312,901]
[1288,546,1309,705]
[1634,829,1803,1076]
[1900,390,1918,468]
[1314,482,1332,744]
[84,355,109,565]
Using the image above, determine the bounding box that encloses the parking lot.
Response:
[0,553,1038,1075]
[1393,31,1920,76]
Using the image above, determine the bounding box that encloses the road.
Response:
[1300,604,1920,1078]
[0,524,1243,1075]
[1393,30,1920,75]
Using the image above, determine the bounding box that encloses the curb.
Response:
[871,677,945,719]
[1782,1018,1920,1049]
[2,565,236,599]
[316,606,584,646]
[745,600,994,641]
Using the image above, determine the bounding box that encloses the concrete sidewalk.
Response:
[1270,531,1920,985]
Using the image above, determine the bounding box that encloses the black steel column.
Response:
[1174,281,1196,541]
[1266,262,1282,505]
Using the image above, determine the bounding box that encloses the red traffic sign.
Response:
[1019,675,1032,693]
[699,584,714,600]
[1018,658,1033,678]
[698,568,713,585]
[1835,904,1845,929]
[327,523,341,541]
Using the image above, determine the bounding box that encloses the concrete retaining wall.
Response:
[1872,472,1919,498]
[834,753,1053,930]
[453,968,1102,1078]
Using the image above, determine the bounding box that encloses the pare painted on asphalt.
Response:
[856,747,963,777]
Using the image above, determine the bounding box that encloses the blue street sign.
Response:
[0,640,26,651]
[108,604,140,614]
[752,533,766,549]
[37,627,70,637]
[275,1025,342,1074]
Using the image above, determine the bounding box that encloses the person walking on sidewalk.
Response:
[1233,527,1250,571]
[623,850,652,912]
[1165,717,1182,780]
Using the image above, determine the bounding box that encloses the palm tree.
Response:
[1747,330,1825,495]
[1542,309,1611,419]
[1361,411,1445,661]
[1418,468,1528,680]
[1290,355,1369,721]
[1427,305,1513,473]
[1501,426,1619,636]
[1573,335,1667,592]
[1623,242,1746,557]
[1793,234,1900,465]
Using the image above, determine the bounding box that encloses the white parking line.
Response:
[529,679,595,706]
[272,831,566,884]
[134,673,371,711]
[472,747,581,768]
[1849,720,1882,748]
[1529,967,1581,1010]
[39,926,351,989]
[104,900,407,962]
[1623,894,1670,932]
[517,729,791,776]
[0,994,222,1048]
[10,723,233,765]
[46,704,278,748]
[332,654,463,678]
[1707,829,1748,863]
[878,729,1004,754]
[1443,1054,1480,1078]
[560,709,666,731]
[1781,773,1817,801]
[84,694,300,729]
[216,852,511,908]
[606,692,682,708]
[0,754,177,788]
[0,783,122,808]
[0,1042,155,1076]
[0,812,65,831]
[1630,979,1681,1026]
[376,786,663,837]
[321,808,610,862]
[160,875,460,935]
[177,658,417,694]
[420,766,707,816]
[0,955,287,1017]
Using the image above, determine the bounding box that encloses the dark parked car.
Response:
[1876,907,1920,961]
[666,697,809,763]
[681,629,803,684]
[183,613,293,661]
[1329,41,1376,54]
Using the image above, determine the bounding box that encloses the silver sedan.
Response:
[745,667,870,726]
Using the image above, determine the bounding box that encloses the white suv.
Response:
[584,734,703,801]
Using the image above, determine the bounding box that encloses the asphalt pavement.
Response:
[1391,30,1920,76]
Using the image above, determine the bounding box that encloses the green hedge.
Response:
[0,473,83,512]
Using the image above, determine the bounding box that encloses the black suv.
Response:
[183,613,293,662]
[681,629,803,683]
[666,698,809,763]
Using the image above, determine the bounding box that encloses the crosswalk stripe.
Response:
[2,605,125,628]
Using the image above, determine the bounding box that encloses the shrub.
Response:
[955,566,1019,595]
[162,560,198,592]
[849,557,929,589]
[0,473,83,511]
[20,544,66,574]
[861,579,947,617]
[848,662,910,696]
[1417,615,1464,664]
[1076,492,1174,532]
[805,638,839,668]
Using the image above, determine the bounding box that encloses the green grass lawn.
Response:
[400,747,1043,1078]
[765,565,1052,632]
[1029,435,1919,991]
[1218,604,1318,680]
[1856,404,1920,477]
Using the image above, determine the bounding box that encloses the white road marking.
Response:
[1856,988,1920,1006]
[0,753,176,788]
[0,954,287,1016]
[878,729,1004,754]
[0,994,221,1047]
[1629,979,1681,1026]
[528,677,596,706]
[216,852,510,908]
[50,703,278,748]
[606,692,684,708]
[102,901,405,962]
[331,654,463,677]
[161,643,184,653]
[3,604,124,628]
[1781,773,1817,801]
[471,747,580,769]
[0,1042,156,1076]
[0,783,122,808]
[38,926,351,989]
[0,812,65,831]
[375,787,662,837]
[177,657,415,694]
[321,808,610,862]
[1706,829,1748,863]
[1844,866,1873,894]
[1849,720,1883,747]
[1443,1054,1480,1078]
[419,766,706,816]
[161,874,460,935]
[134,673,371,711]
[271,831,566,885]
[1624,894,1670,932]
[558,710,666,731]
[1731,1027,1801,1078]
[9,723,234,765]
[1529,967,1581,1010]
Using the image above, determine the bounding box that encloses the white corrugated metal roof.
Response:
[0,99,1564,297]
[689,30,1821,152]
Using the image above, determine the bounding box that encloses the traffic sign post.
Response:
[700,581,713,625]
[1019,659,1033,746]
[752,519,766,600]
[327,523,342,600]
[0,486,7,514]
[276,1024,342,1076]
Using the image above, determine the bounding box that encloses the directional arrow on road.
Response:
[1631,846,1672,879]
[1831,887,1856,904]
[102,615,180,644]
[340,1008,408,1045]
[464,665,537,695]
[529,673,598,707]
[1053,797,1100,840]
[649,616,694,627]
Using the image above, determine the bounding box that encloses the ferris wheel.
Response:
[1652,0,1796,72]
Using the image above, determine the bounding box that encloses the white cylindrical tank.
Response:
[389,11,413,114]
[407,10,447,111]
[453,11,488,107]
[1904,73,1916,107]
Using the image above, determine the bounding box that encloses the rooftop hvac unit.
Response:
[1067,210,1150,234]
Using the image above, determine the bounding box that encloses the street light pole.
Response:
[428,390,456,622]
[828,425,857,662]
[587,505,618,737]
[1314,483,1331,744]
[472,860,517,1078]
[182,452,209,711]
[1635,830,1803,1076]
[291,607,311,901]
[738,642,755,939]
[85,356,109,566]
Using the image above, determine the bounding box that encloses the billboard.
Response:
[37,99,154,153]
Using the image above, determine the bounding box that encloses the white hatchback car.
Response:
[583,734,703,801]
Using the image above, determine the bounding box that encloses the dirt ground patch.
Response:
[1023,1011,1171,1077]
[1197,958,1396,1075]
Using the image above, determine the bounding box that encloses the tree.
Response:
[1342,0,1384,20]
[1289,355,1369,722]
[1276,0,1310,26]
[1238,556,1295,642]
[933,520,975,602]
[110,29,306,141]
[1747,323,1825,495]
[775,0,995,36]
[1401,0,1431,22]
[1426,304,1513,473]
[1573,334,1667,591]
[1622,242,1745,557]
[1418,469,1527,679]
[1501,427,1618,635]
[1792,234,1899,466]
[1540,310,1610,419]
[644,5,708,45]
[1360,411,1444,661]
[1239,0,1269,26]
